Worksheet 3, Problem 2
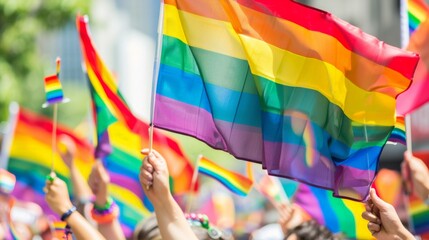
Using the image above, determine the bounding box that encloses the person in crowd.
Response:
[58,135,93,210]
[56,135,125,240]
[44,172,106,240]
[140,148,232,240]
[276,202,339,240]
[133,212,231,240]
[402,151,429,203]
[88,161,125,240]
[362,188,415,240]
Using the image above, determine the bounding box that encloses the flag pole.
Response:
[186,154,202,213]
[51,103,58,173]
[148,0,165,151]
[400,0,413,152]
[0,102,19,169]
[400,0,416,231]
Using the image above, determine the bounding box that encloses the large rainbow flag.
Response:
[153,0,419,201]
[198,156,253,196]
[76,15,197,235]
[6,108,94,218]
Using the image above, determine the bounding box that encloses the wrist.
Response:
[396,226,415,240]
[57,202,74,216]
[93,196,113,210]
[61,205,77,221]
[153,193,174,208]
[94,196,108,207]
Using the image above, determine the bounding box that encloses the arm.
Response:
[88,161,125,240]
[44,174,105,240]
[402,151,429,201]
[58,135,93,201]
[140,149,198,240]
[277,203,305,236]
[362,188,415,240]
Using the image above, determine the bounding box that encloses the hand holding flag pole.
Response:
[42,57,70,179]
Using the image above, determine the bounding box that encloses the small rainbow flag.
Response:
[42,58,69,108]
[408,0,429,34]
[388,116,406,145]
[198,157,253,196]
[52,221,72,240]
[0,169,16,194]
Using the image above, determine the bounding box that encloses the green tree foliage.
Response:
[0,0,90,122]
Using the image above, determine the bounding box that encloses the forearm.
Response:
[66,211,105,240]
[153,194,198,240]
[69,166,93,200]
[98,219,125,240]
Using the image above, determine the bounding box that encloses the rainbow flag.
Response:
[408,0,429,34]
[76,15,197,235]
[409,194,429,235]
[6,108,151,237]
[293,183,372,240]
[153,0,418,201]
[198,157,253,196]
[0,169,16,194]
[6,108,95,218]
[398,0,429,115]
[388,116,406,145]
[52,221,72,240]
[42,58,68,108]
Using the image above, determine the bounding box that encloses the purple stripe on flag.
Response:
[155,95,263,162]
[293,184,325,225]
[12,182,57,219]
[214,119,263,162]
[121,225,132,238]
[154,95,227,149]
[95,131,112,159]
[263,141,335,186]
[264,141,375,199]
[109,172,144,198]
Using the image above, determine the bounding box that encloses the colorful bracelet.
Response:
[185,213,210,229]
[93,197,113,211]
[61,206,77,221]
[91,199,119,224]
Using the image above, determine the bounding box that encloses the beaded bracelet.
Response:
[185,213,210,229]
[93,197,113,211]
[185,213,223,239]
[91,199,119,224]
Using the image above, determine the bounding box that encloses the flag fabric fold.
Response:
[153,0,419,200]
[76,15,196,236]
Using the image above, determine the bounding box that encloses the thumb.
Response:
[141,148,150,155]
[147,152,160,172]
[369,188,390,211]
[403,151,413,163]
